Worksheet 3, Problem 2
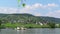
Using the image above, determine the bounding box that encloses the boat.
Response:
[15,27,27,30]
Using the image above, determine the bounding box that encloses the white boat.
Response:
[17,27,20,30]
[15,27,27,30]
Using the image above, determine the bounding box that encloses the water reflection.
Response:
[41,28,55,34]
[16,30,25,34]
[0,28,60,34]
[0,29,1,34]
[0,29,1,32]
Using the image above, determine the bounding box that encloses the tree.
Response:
[47,23,55,28]
[0,20,2,26]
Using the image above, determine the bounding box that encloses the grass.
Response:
[0,23,60,29]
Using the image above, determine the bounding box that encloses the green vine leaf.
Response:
[18,0,21,3]
[22,3,26,7]
[17,0,26,7]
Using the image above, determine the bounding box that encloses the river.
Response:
[0,28,60,34]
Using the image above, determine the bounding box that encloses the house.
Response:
[55,24,59,27]
[36,22,43,25]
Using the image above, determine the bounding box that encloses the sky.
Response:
[0,0,60,18]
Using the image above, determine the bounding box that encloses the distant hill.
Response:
[0,13,60,24]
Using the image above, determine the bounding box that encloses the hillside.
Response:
[0,13,60,24]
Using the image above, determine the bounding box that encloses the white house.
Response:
[36,22,43,26]
[55,24,59,27]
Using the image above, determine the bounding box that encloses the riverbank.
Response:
[0,23,60,29]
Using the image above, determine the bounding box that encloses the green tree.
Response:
[47,23,55,28]
[0,20,2,26]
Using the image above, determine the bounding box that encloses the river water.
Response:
[0,28,60,34]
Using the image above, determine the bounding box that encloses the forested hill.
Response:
[0,13,60,24]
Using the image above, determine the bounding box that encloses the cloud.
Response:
[22,3,58,10]
[0,3,59,18]
[34,13,41,16]
[19,3,58,13]
[0,7,18,14]
[0,3,58,13]
[46,10,60,18]
[47,3,58,7]
[32,3,43,9]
